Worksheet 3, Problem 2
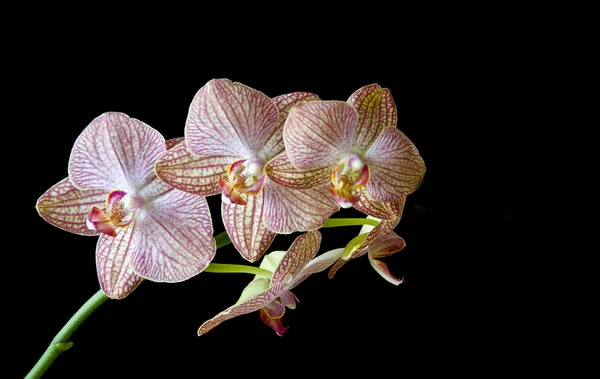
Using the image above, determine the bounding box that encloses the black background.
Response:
[16,69,514,378]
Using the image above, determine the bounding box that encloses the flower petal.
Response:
[198,282,287,336]
[283,101,356,169]
[357,216,401,252]
[262,180,339,234]
[347,84,397,153]
[259,92,321,161]
[69,112,166,192]
[328,257,350,279]
[364,127,426,202]
[165,137,185,150]
[289,248,343,289]
[96,225,143,299]
[154,142,232,197]
[259,307,289,336]
[354,188,405,220]
[368,257,404,285]
[130,191,215,282]
[367,235,406,286]
[272,231,322,285]
[36,177,109,235]
[221,193,276,262]
[264,153,332,190]
[185,79,279,159]
[369,232,406,259]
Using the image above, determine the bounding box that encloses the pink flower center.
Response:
[329,153,370,208]
[219,157,267,205]
[86,190,141,237]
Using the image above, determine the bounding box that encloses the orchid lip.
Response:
[329,154,370,208]
[220,158,267,205]
[87,190,140,236]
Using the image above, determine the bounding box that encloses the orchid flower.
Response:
[328,212,406,285]
[36,113,215,299]
[265,84,425,220]
[198,230,341,336]
[155,79,339,262]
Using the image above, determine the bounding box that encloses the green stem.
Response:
[204,263,272,277]
[321,218,379,228]
[214,231,232,249]
[26,290,109,379]
[26,231,259,378]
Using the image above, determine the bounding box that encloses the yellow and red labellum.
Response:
[330,154,370,208]
[220,158,267,205]
[86,190,139,236]
[86,206,117,237]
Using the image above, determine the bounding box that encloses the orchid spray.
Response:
[26,80,425,378]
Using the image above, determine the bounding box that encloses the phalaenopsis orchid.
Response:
[27,79,425,378]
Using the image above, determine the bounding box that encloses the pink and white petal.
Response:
[258,92,321,162]
[36,177,109,236]
[369,233,406,259]
[186,79,279,158]
[154,142,233,197]
[354,188,405,220]
[278,290,299,309]
[368,253,404,286]
[136,176,174,203]
[263,299,286,318]
[130,191,215,282]
[165,137,185,150]
[283,101,356,169]
[347,84,397,153]
[289,248,344,289]
[264,153,332,190]
[198,282,286,336]
[69,112,166,192]
[96,225,143,299]
[221,193,276,262]
[271,231,322,285]
[263,181,339,234]
[356,217,401,252]
[364,127,426,202]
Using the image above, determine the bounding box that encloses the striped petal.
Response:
[262,180,339,234]
[289,248,343,289]
[36,177,109,235]
[185,79,279,159]
[264,153,332,190]
[165,137,185,150]
[221,193,276,262]
[354,188,405,220]
[96,225,142,299]
[130,191,215,282]
[368,233,406,285]
[368,257,404,286]
[283,101,356,169]
[357,216,401,252]
[328,256,350,279]
[347,84,397,153]
[364,127,426,202]
[259,92,321,162]
[272,231,322,285]
[154,141,232,196]
[136,176,176,203]
[198,282,287,336]
[69,112,166,192]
